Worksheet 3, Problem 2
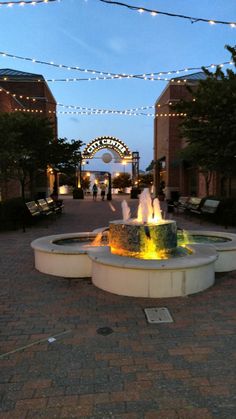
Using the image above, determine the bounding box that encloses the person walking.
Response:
[92,183,98,201]
[100,183,106,201]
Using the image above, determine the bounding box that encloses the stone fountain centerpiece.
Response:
[109,189,177,259]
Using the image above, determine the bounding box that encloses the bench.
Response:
[25,201,41,218]
[201,199,220,218]
[174,196,190,213]
[26,200,53,225]
[37,199,54,217]
[24,201,42,231]
[46,197,64,214]
[185,197,203,215]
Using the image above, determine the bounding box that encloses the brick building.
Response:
[153,72,220,200]
[0,68,57,200]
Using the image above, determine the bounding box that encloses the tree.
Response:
[139,173,153,188]
[175,45,236,196]
[0,113,54,199]
[48,138,84,194]
[112,173,132,191]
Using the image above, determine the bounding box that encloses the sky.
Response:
[0,0,235,174]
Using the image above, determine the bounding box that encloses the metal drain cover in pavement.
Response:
[144,307,173,324]
[96,327,114,336]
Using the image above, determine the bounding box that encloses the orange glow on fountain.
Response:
[109,189,178,260]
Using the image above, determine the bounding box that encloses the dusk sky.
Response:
[0,0,235,173]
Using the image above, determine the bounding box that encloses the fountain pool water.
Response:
[31,189,236,297]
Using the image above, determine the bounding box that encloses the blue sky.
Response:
[0,0,235,173]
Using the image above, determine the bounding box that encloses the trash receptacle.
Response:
[167,199,174,213]
[130,188,139,199]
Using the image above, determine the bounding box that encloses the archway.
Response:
[79,136,139,199]
[82,136,132,160]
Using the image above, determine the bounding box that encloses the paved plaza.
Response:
[0,195,236,418]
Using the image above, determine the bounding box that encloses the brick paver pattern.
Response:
[0,195,236,418]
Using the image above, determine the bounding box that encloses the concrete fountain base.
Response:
[31,232,98,278]
[89,245,217,298]
[185,231,236,273]
[31,230,236,297]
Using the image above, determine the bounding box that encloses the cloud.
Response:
[70,117,79,123]
[107,37,127,54]
[58,28,105,59]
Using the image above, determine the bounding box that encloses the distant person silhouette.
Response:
[92,184,98,201]
[100,184,106,201]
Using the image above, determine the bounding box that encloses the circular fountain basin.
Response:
[31,232,100,278]
[89,244,217,298]
[178,231,236,272]
[31,229,236,298]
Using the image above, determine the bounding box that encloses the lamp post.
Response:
[73,151,84,199]
[106,172,112,201]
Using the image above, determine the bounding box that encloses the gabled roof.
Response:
[155,72,209,105]
[172,71,208,81]
[0,68,44,81]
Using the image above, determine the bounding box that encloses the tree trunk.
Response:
[204,171,212,197]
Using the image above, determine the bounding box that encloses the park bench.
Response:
[174,196,190,213]
[25,201,41,219]
[37,199,54,217]
[46,197,64,214]
[185,197,203,215]
[186,198,220,223]
[200,199,220,218]
[23,201,42,231]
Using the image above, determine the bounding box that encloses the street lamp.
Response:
[106,172,112,201]
[122,160,127,173]
[73,152,84,199]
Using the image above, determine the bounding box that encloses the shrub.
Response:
[216,197,236,227]
[73,187,84,199]
[0,197,29,231]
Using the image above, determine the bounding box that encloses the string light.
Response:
[11,105,187,118]
[0,86,155,112]
[57,110,187,118]
[0,0,60,6]
[98,0,236,27]
[0,50,233,82]
[0,87,186,114]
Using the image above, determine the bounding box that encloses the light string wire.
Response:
[0,51,234,81]
[0,86,186,117]
[13,106,186,117]
[0,0,60,6]
[0,85,187,114]
[98,0,236,27]
[0,85,155,114]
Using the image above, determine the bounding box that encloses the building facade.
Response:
[0,68,57,201]
[153,72,221,200]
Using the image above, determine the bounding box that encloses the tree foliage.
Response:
[0,113,54,199]
[112,173,132,191]
[175,45,236,195]
[49,138,84,173]
[139,173,153,187]
[48,138,84,192]
[0,113,84,199]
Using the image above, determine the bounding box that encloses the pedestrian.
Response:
[100,183,106,201]
[92,183,98,201]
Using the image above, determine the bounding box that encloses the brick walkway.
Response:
[0,196,236,418]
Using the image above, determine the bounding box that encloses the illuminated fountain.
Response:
[110,190,178,260]
[89,189,217,297]
[31,189,236,298]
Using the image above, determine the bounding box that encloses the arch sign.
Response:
[82,136,132,160]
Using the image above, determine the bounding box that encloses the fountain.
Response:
[31,189,236,297]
